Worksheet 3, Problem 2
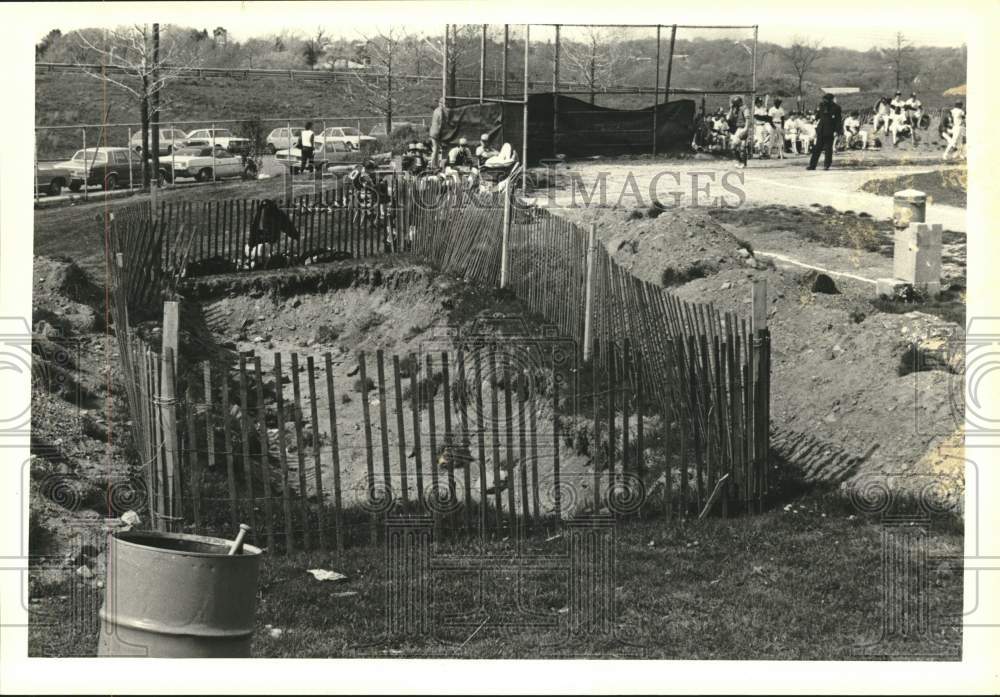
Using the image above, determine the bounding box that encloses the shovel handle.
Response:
[228,524,251,555]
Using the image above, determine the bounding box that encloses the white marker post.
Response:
[499,184,512,288]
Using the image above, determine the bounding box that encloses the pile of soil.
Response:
[860,168,968,208]
[556,205,764,288]
[30,256,132,595]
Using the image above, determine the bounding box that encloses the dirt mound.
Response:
[30,255,131,584]
[32,256,104,336]
[555,205,763,287]
[668,263,964,507]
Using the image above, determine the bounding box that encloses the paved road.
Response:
[745,165,966,232]
[543,159,966,232]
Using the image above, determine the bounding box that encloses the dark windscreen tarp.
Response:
[440,94,695,164]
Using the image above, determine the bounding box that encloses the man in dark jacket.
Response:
[807,93,843,170]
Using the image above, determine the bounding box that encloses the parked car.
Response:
[274,140,364,174]
[317,126,377,150]
[158,145,249,182]
[368,121,426,137]
[183,128,251,154]
[64,147,142,191]
[35,161,75,196]
[275,141,395,176]
[129,128,187,154]
[265,127,303,154]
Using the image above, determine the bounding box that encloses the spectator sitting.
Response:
[475,133,499,166]
[797,114,817,154]
[873,97,892,135]
[890,90,906,111]
[842,110,868,150]
[445,137,473,174]
[889,106,912,145]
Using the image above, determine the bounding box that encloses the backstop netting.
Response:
[441,24,756,162]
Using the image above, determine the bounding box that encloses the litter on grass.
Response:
[307,568,348,582]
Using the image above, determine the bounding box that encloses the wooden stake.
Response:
[322,353,342,551]
[357,352,377,546]
[159,303,180,530]
[289,353,311,550]
[273,353,295,552]
[236,354,257,534]
[582,224,597,362]
[752,279,768,334]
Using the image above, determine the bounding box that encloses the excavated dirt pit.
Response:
[194,260,631,513]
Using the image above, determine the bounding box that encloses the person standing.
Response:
[807,93,842,170]
[752,96,771,157]
[300,121,315,173]
[768,98,786,159]
[727,95,750,168]
[943,101,966,160]
[429,97,448,167]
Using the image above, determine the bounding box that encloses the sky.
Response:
[28,3,968,52]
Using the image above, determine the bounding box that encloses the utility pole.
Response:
[151,23,161,201]
[502,25,509,99]
[442,25,448,103]
[479,24,486,103]
[151,23,160,170]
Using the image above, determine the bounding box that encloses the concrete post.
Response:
[878,189,941,298]
[893,223,943,297]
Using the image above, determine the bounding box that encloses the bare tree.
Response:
[881,32,915,92]
[351,26,427,136]
[780,37,822,109]
[561,28,627,104]
[75,24,203,187]
[302,28,329,69]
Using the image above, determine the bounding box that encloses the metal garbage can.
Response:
[893,188,927,229]
[97,529,263,658]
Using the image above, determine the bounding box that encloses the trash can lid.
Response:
[894,188,927,202]
[112,529,264,557]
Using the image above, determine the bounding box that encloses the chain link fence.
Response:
[34,113,431,202]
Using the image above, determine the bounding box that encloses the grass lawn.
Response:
[29,491,963,660]
[860,168,968,208]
